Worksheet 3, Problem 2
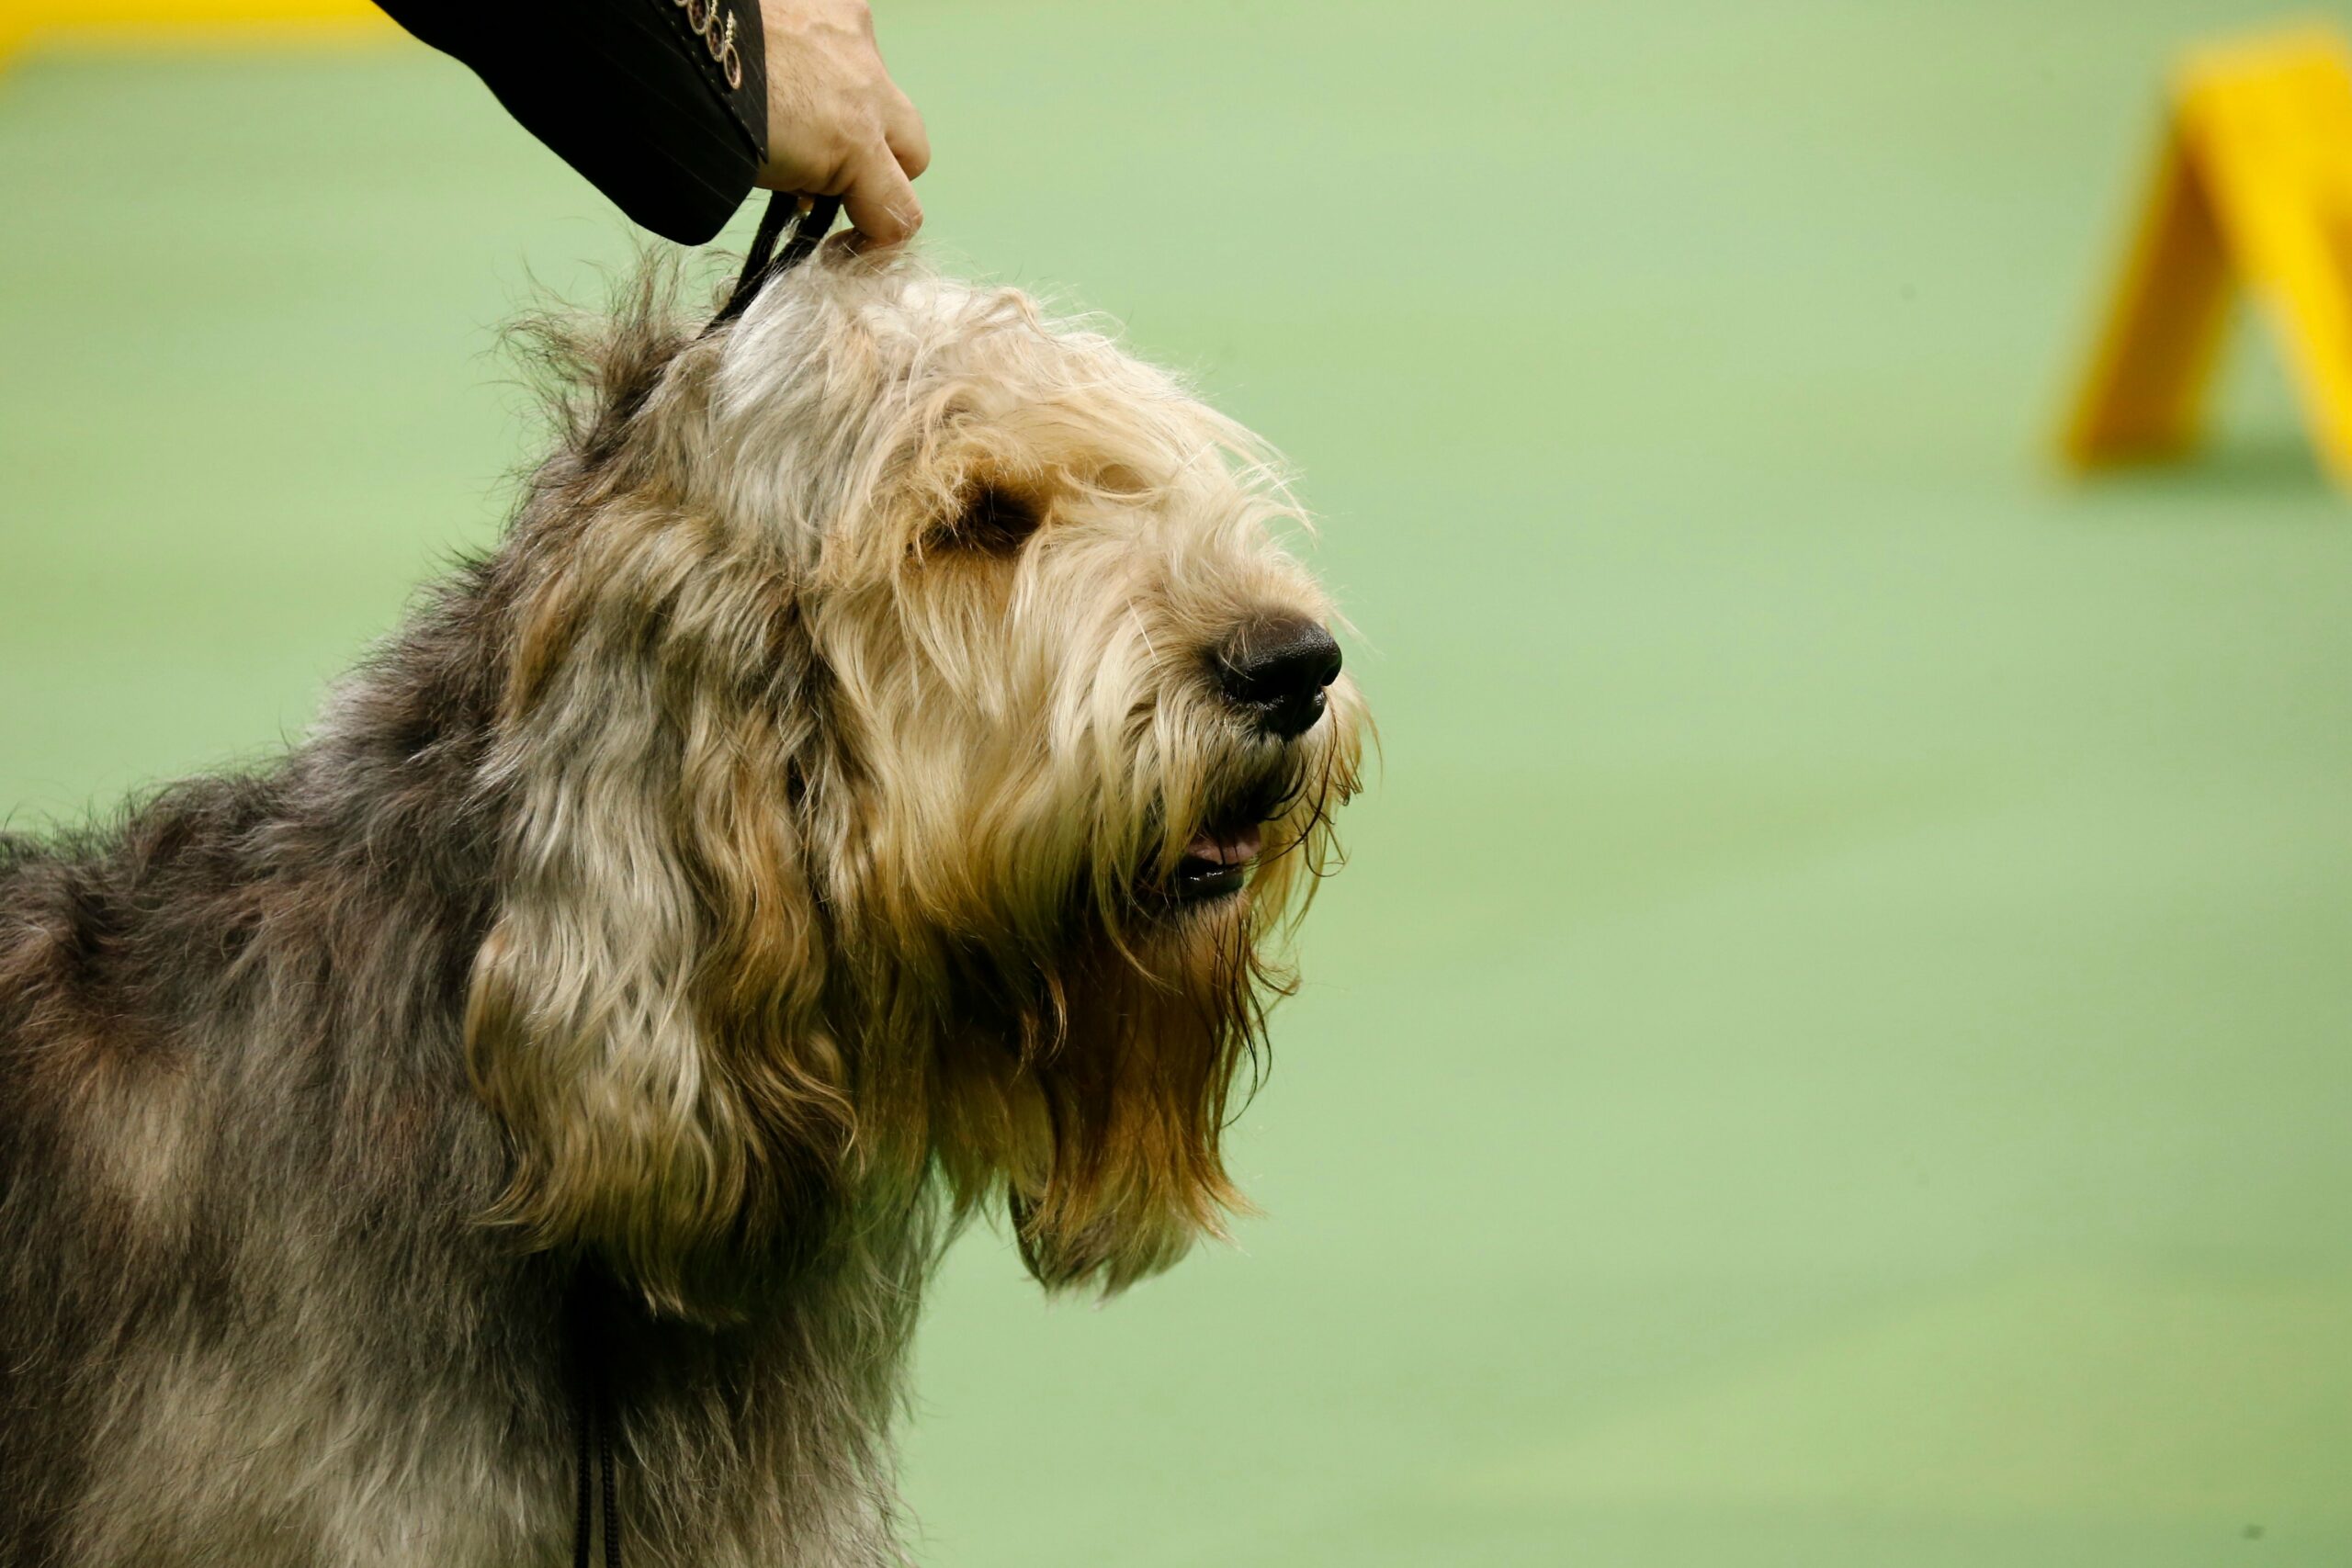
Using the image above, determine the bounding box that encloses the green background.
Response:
[6,1,2352,1562]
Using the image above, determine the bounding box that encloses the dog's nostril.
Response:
[1215,617,1341,738]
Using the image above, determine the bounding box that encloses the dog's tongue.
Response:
[1183,824,1262,866]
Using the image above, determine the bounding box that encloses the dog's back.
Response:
[0,789,302,1564]
[0,825,111,1566]
[0,756,577,1565]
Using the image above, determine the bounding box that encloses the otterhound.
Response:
[0,249,1364,1565]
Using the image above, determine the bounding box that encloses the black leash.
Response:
[566,1271,621,1568]
[707,190,842,331]
[598,1411,622,1568]
[566,192,841,1568]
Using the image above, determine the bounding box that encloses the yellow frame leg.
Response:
[2061,25,2352,491]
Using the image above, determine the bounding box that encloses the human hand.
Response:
[755,0,929,246]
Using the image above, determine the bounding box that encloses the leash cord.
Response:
[707,190,842,331]
[567,186,838,1568]
[600,1400,622,1568]
[571,1369,594,1568]
[567,1277,623,1568]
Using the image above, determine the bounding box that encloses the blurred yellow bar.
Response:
[0,0,392,67]
[2064,25,2352,490]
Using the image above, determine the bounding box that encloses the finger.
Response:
[840,144,922,246]
[882,90,930,179]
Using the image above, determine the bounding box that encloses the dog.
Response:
[0,247,1364,1566]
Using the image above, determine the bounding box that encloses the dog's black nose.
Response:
[1216,616,1341,739]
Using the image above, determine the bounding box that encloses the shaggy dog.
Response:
[0,250,1363,1566]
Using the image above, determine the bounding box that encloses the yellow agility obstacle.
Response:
[0,0,388,71]
[2064,26,2352,489]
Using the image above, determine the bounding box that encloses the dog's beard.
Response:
[999,906,1265,1293]
[927,724,1355,1296]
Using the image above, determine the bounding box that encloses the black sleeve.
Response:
[377,0,770,245]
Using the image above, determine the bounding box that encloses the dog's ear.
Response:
[465,507,849,1318]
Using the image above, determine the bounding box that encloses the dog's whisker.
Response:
[1125,598,1159,667]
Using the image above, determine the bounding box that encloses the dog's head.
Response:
[462,253,1364,1314]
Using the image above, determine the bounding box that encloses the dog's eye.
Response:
[940,483,1043,555]
[1092,463,1149,498]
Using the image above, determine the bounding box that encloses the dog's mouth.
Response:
[1134,769,1301,909]
[1167,819,1263,903]
[1140,783,1279,908]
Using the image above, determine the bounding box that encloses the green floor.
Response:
[7,2,2352,1562]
